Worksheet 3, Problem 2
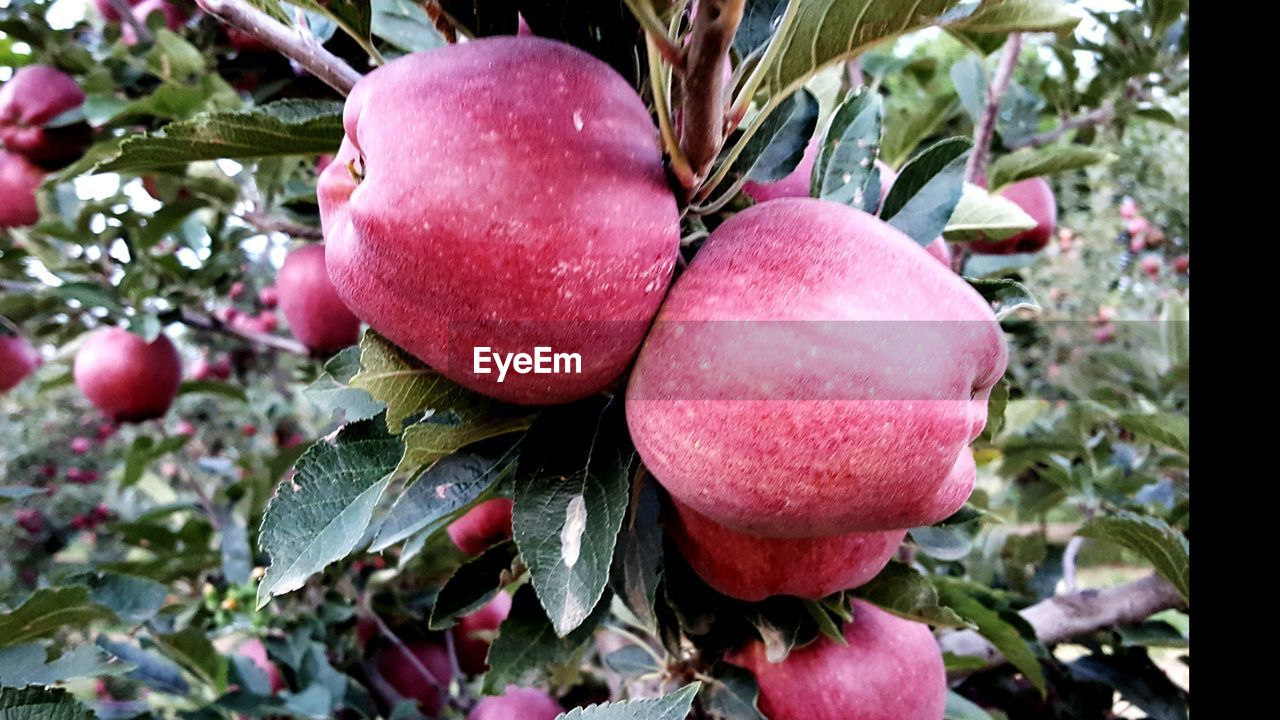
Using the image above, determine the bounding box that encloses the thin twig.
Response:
[195,0,362,95]
[242,210,325,240]
[965,33,1023,188]
[362,605,446,689]
[178,307,311,357]
[679,0,745,186]
[1007,105,1116,150]
[110,0,152,45]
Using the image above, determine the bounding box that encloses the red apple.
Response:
[468,686,562,720]
[1140,255,1160,278]
[727,599,946,720]
[627,199,1006,537]
[668,499,904,601]
[123,0,188,46]
[319,37,679,405]
[968,177,1057,254]
[176,419,196,436]
[258,285,279,308]
[15,509,44,535]
[376,640,452,715]
[1093,323,1117,344]
[0,333,40,392]
[0,65,92,168]
[73,328,182,423]
[0,150,45,228]
[447,498,514,556]
[93,0,142,22]
[228,281,246,300]
[71,436,92,455]
[254,311,279,333]
[235,638,285,694]
[453,591,511,675]
[276,244,361,353]
[1172,254,1189,274]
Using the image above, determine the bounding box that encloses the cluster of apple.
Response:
[1121,197,1189,278]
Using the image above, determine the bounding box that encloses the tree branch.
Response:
[680,0,745,187]
[939,574,1186,673]
[195,0,362,95]
[1006,105,1116,150]
[110,0,152,45]
[177,307,311,357]
[965,33,1023,188]
[242,210,325,240]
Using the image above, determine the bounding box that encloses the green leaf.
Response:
[514,401,633,637]
[882,138,971,247]
[303,347,386,422]
[703,664,766,720]
[557,682,700,720]
[601,645,660,677]
[1069,651,1188,720]
[910,526,973,561]
[988,146,1114,190]
[0,686,95,720]
[145,30,206,81]
[951,55,987,124]
[880,94,957,169]
[945,691,996,720]
[428,543,517,630]
[944,182,1036,241]
[966,277,1040,321]
[1077,512,1189,602]
[813,90,883,211]
[153,627,228,693]
[122,435,191,488]
[371,451,513,552]
[610,473,664,633]
[948,0,1080,36]
[854,562,969,628]
[0,643,132,687]
[291,0,374,52]
[55,282,122,311]
[0,587,119,649]
[483,583,610,694]
[89,573,168,623]
[60,100,343,178]
[979,377,1010,442]
[936,581,1045,694]
[742,89,820,183]
[256,418,403,608]
[1117,413,1189,455]
[371,0,446,51]
[1145,0,1188,39]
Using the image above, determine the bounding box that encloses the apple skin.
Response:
[0,65,92,169]
[0,150,45,228]
[468,686,563,720]
[276,244,362,353]
[453,591,512,675]
[968,177,1057,254]
[93,0,141,22]
[669,499,904,601]
[727,599,946,720]
[377,640,452,715]
[0,333,41,393]
[318,37,679,405]
[447,498,514,556]
[73,328,183,423]
[627,199,1006,537]
[123,0,188,46]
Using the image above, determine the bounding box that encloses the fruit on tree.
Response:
[0,65,93,168]
[453,591,512,675]
[318,37,679,404]
[1172,254,1189,274]
[447,498,514,556]
[276,244,361,353]
[15,509,44,535]
[71,437,92,455]
[1093,323,1117,344]
[376,639,452,715]
[123,0,188,46]
[0,333,40,392]
[727,600,946,720]
[258,285,279,308]
[1141,255,1160,278]
[236,638,285,694]
[668,499,905,601]
[93,0,141,22]
[627,199,1006,537]
[468,686,563,720]
[73,327,183,423]
[0,150,45,228]
[968,177,1057,254]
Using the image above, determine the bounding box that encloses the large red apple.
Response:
[73,328,182,423]
[727,599,946,720]
[276,244,361,353]
[318,37,679,405]
[123,0,188,46]
[468,686,562,720]
[968,177,1057,254]
[669,499,904,601]
[453,590,511,675]
[376,640,452,715]
[627,199,1006,537]
[0,150,44,228]
[0,65,92,169]
[447,498,514,556]
[0,333,40,392]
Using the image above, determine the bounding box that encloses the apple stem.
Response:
[110,0,152,45]
[195,0,363,96]
[938,574,1186,674]
[679,0,745,187]
[965,32,1023,188]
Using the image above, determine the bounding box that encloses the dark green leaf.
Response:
[855,563,968,628]
[1077,512,1189,602]
[882,138,971,246]
[0,587,118,649]
[483,583,610,693]
[429,543,518,630]
[557,682,700,720]
[0,643,131,687]
[372,451,513,552]
[0,686,95,720]
[813,90,883,211]
[989,146,1114,190]
[703,664,766,720]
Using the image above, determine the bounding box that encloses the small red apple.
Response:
[0,65,92,169]
[668,499,904,601]
[447,498,514,556]
[242,423,257,437]
[123,0,188,46]
[1172,254,1189,274]
[276,244,361,353]
[175,419,196,436]
[1140,255,1160,278]
[15,509,44,535]
[0,150,45,228]
[376,640,452,715]
[97,422,118,441]
[254,311,279,333]
[468,686,562,720]
[258,285,279,309]
[73,327,182,423]
[453,591,512,675]
[727,599,946,720]
[1093,323,1117,344]
[71,436,92,455]
[0,332,41,392]
[968,177,1057,254]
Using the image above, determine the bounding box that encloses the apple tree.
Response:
[0,0,1190,718]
